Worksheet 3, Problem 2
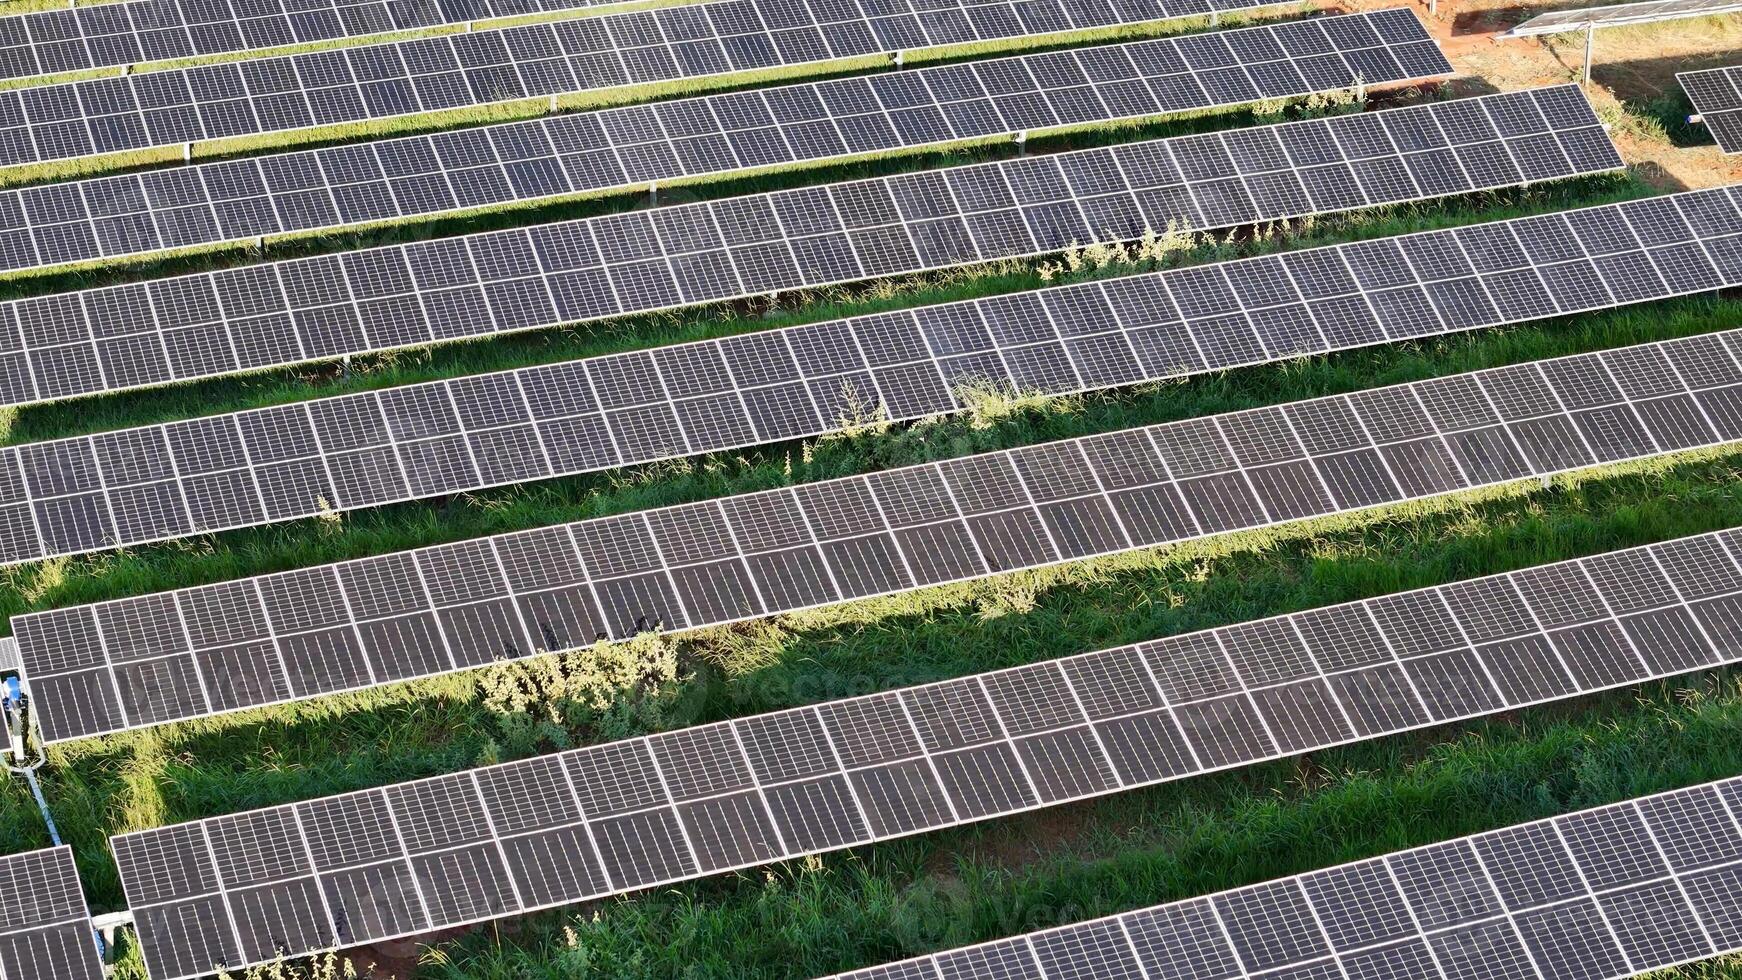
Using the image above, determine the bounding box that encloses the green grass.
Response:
[0,45,1737,980]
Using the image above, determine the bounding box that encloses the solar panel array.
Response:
[0,846,104,980]
[105,522,1742,980]
[22,322,1742,744]
[832,774,1742,980]
[0,0,1299,169]
[1508,0,1742,36]
[0,84,1618,410]
[1678,65,1742,153]
[8,140,1733,577]
[0,0,629,81]
[0,9,1451,276]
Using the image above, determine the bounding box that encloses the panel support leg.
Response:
[1583,24,1594,85]
[182,142,193,161]
[341,354,352,381]
[1209,11,1218,25]
[1013,130,1027,155]
[5,680,63,848]
[891,50,904,67]
[91,912,132,965]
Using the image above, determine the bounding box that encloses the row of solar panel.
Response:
[0,87,1619,567]
[0,9,1449,275]
[0,83,1614,411]
[1678,66,1742,153]
[0,0,622,80]
[1508,0,1742,36]
[20,323,1742,743]
[0,0,1284,168]
[835,775,1742,980]
[104,522,1742,979]
[0,846,103,980]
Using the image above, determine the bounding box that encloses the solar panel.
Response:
[0,9,1452,277]
[1508,0,1742,36]
[0,83,1617,409]
[0,846,105,980]
[20,320,1742,744]
[0,0,1313,170]
[0,89,1623,568]
[1678,66,1742,152]
[830,774,1742,980]
[0,0,639,81]
[103,523,1742,980]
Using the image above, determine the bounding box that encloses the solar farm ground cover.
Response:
[1,1,1742,979]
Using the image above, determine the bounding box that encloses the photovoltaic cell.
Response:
[0,9,1451,276]
[827,774,1742,980]
[1508,0,1742,36]
[0,846,105,980]
[0,0,1312,168]
[21,323,1742,746]
[106,524,1742,980]
[1678,65,1742,152]
[0,0,640,81]
[0,84,1616,409]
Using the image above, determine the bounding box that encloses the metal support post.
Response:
[91,912,133,964]
[892,50,904,66]
[1013,130,1027,155]
[5,679,63,847]
[341,354,352,381]
[182,142,193,161]
[1583,23,1594,85]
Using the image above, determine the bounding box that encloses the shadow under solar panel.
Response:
[102,523,1742,980]
[0,83,1617,412]
[16,323,1742,746]
[0,86,1621,568]
[826,774,1742,980]
[0,8,1452,276]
